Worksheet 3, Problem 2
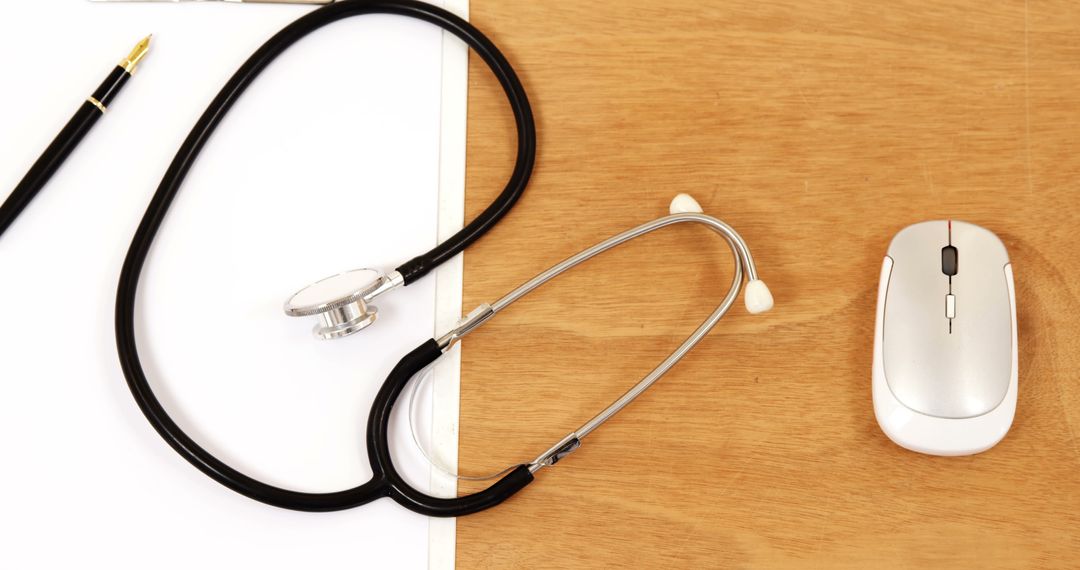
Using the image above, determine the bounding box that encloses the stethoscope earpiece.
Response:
[669,192,704,214]
[744,279,775,314]
[284,268,403,340]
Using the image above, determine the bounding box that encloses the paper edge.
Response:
[429,0,469,568]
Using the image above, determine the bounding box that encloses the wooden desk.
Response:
[457,1,1080,567]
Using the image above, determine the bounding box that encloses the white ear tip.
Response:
[669,193,703,214]
[744,279,774,314]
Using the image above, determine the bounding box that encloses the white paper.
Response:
[0,1,465,568]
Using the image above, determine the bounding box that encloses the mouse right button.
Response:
[948,221,1013,414]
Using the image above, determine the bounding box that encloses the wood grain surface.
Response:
[456,1,1080,567]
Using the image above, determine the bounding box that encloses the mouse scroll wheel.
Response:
[941,245,958,276]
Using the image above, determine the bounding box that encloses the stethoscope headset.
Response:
[115,0,774,518]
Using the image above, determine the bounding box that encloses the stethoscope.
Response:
[114,0,773,517]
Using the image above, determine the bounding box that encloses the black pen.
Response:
[0,35,151,240]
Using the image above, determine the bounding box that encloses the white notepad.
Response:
[0,1,467,568]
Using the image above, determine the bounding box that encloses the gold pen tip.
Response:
[121,35,152,74]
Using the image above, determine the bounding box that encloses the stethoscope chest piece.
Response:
[284,268,403,340]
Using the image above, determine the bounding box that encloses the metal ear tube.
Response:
[403,194,774,485]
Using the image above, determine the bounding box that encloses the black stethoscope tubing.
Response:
[116,0,535,516]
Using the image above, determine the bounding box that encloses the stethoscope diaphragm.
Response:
[284,268,402,339]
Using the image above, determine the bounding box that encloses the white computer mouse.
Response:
[872,220,1017,456]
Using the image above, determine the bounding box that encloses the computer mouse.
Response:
[872,220,1017,456]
